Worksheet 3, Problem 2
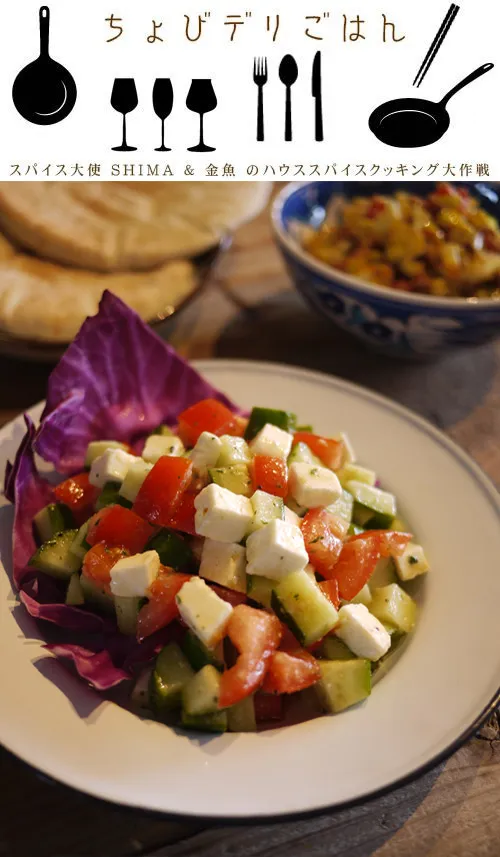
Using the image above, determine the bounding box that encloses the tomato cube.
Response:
[54,472,99,522]
[82,544,129,594]
[318,578,341,610]
[136,568,192,641]
[86,505,154,554]
[301,509,346,576]
[219,606,282,708]
[251,455,288,498]
[165,491,197,535]
[177,398,237,446]
[133,456,193,527]
[330,532,380,600]
[293,432,344,470]
[262,650,321,695]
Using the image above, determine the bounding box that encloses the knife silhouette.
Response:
[312,51,324,141]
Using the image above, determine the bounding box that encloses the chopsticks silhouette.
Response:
[413,4,460,88]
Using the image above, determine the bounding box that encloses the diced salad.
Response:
[28,398,429,734]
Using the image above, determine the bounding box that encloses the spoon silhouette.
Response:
[12,6,77,125]
[279,54,298,142]
[369,63,494,148]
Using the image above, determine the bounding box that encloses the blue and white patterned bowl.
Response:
[272,181,500,358]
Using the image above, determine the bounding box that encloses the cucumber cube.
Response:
[338,464,376,488]
[348,524,365,536]
[114,595,142,636]
[130,667,153,710]
[288,442,322,468]
[227,696,257,732]
[96,482,133,511]
[272,570,338,647]
[348,481,396,530]
[321,637,355,661]
[146,529,195,571]
[316,659,371,713]
[349,583,372,607]
[181,710,228,733]
[29,529,81,580]
[247,490,284,536]
[217,436,251,467]
[70,522,90,561]
[327,489,354,524]
[209,464,252,496]
[150,643,195,715]
[119,459,153,503]
[65,573,85,606]
[244,407,296,441]
[80,574,115,614]
[246,574,274,608]
[33,503,76,544]
[389,516,410,532]
[181,631,225,672]
[370,583,417,634]
[182,664,221,716]
[369,556,397,590]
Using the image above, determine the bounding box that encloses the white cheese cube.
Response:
[289,462,342,508]
[89,448,138,489]
[247,490,284,535]
[335,604,391,661]
[142,434,184,464]
[217,435,251,466]
[199,539,247,593]
[194,483,253,543]
[176,577,233,647]
[119,459,153,502]
[246,518,308,581]
[110,550,160,597]
[250,423,293,459]
[284,505,301,528]
[189,431,223,476]
[395,542,430,581]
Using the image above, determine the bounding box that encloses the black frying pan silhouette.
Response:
[369,62,494,148]
[12,7,77,125]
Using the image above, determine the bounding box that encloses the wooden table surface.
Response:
[1,199,499,857]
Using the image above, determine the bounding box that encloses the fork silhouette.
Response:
[253,57,268,141]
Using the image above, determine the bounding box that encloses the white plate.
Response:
[0,360,499,820]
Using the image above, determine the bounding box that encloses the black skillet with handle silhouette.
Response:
[12,6,77,125]
[369,62,494,148]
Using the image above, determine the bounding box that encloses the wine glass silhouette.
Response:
[153,78,173,152]
[111,78,138,152]
[186,79,217,152]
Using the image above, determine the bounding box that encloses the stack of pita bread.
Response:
[0,182,270,343]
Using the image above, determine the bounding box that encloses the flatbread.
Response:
[0,182,271,273]
[0,236,196,343]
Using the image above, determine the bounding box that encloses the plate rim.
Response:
[1,357,499,822]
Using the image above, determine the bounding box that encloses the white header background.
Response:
[1,0,499,180]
